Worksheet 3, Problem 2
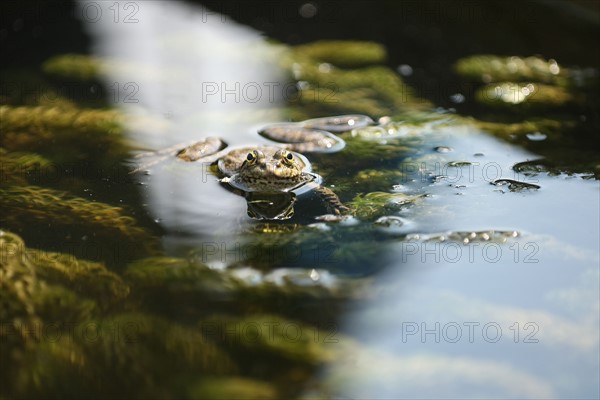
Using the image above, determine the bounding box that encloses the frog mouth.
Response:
[223,172,316,193]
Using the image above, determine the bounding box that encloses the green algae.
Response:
[125,254,364,307]
[349,169,407,192]
[293,65,427,117]
[31,249,130,308]
[202,313,339,364]
[0,186,154,246]
[292,40,387,68]
[3,35,598,400]
[11,313,238,399]
[450,54,598,178]
[475,82,579,109]
[348,191,424,220]
[0,148,53,185]
[0,231,127,326]
[471,117,576,140]
[42,53,169,84]
[1,231,105,397]
[2,230,343,399]
[0,105,129,169]
[42,54,103,81]
[454,55,567,84]
[286,42,430,118]
[187,377,278,400]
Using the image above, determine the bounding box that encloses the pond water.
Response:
[1,1,599,399]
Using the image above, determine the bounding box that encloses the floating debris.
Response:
[373,215,406,227]
[434,146,453,153]
[447,161,473,167]
[492,179,541,191]
[373,216,412,234]
[525,132,548,141]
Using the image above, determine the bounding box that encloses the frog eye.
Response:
[281,150,295,165]
[245,150,258,164]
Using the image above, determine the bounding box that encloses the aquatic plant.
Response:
[12,313,238,399]
[454,55,566,84]
[348,191,424,220]
[475,82,578,109]
[0,105,128,164]
[0,148,53,185]
[0,231,104,396]
[0,186,155,247]
[42,54,103,81]
[292,40,387,67]
[285,41,431,118]
[187,377,278,400]
[328,168,407,195]
[125,253,365,305]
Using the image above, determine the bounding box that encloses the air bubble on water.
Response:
[434,146,453,153]
[526,132,547,141]
[207,261,227,271]
[307,222,330,231]
[299,3,318,18]
[449,93,465,104]
[397,64,413,76]
[296,80,310,90]
[309,269,320,281]
[318,63,332,73]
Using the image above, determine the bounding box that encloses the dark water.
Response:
[1,1,599,399]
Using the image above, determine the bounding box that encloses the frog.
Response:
[131,114,374,218]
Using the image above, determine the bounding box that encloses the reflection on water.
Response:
[322,128,600,398]
[245,191,297,220]
[78,0,288,238]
